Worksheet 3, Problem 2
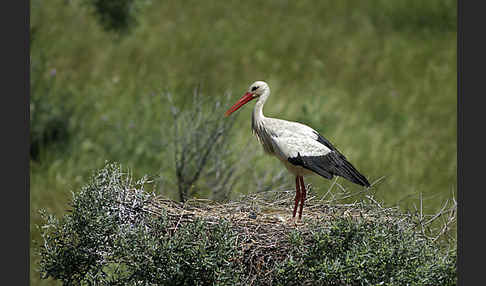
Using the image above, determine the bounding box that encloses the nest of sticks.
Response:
[143,186,439,282]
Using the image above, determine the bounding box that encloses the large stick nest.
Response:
[143,188,450,283]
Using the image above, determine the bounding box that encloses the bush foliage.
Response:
[275,220,455,285]
[37,163,456,285]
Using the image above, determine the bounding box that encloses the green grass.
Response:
[30,0,456,284]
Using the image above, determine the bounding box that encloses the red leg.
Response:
[292,176,301,218]
[298,176,307,219]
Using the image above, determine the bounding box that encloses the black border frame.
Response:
[457,0,463,285]
[458,0,485,285]
[3,0,30,284]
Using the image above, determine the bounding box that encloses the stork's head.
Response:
[248,81,269,97]
[225,81,270,117]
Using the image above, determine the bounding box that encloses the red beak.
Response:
[225,92,255,117]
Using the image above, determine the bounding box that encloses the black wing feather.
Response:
[288,132,371,187]
[314,131,338,151]
[288,153,334,179]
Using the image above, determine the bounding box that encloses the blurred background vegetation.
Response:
[30,0,456,284]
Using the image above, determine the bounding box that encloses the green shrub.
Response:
[37,163,243,285]
[275,219,456,285]
[36,163,456,285]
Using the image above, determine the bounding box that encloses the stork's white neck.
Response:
[252,89,270,125]
[251,89,275,154]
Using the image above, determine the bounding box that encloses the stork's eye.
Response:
[251,86,258,91]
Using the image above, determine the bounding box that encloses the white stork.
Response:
[225,81,370,220]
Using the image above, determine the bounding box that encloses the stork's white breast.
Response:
[272,136,332,160]
[262,118,332,160]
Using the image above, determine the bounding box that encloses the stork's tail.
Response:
[333,156,370,187]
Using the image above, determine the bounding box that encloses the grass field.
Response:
[30,0,456,284]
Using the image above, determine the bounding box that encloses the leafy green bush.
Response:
[36,163,456,285]
[275,220,456,285]
[37,163,242,285]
